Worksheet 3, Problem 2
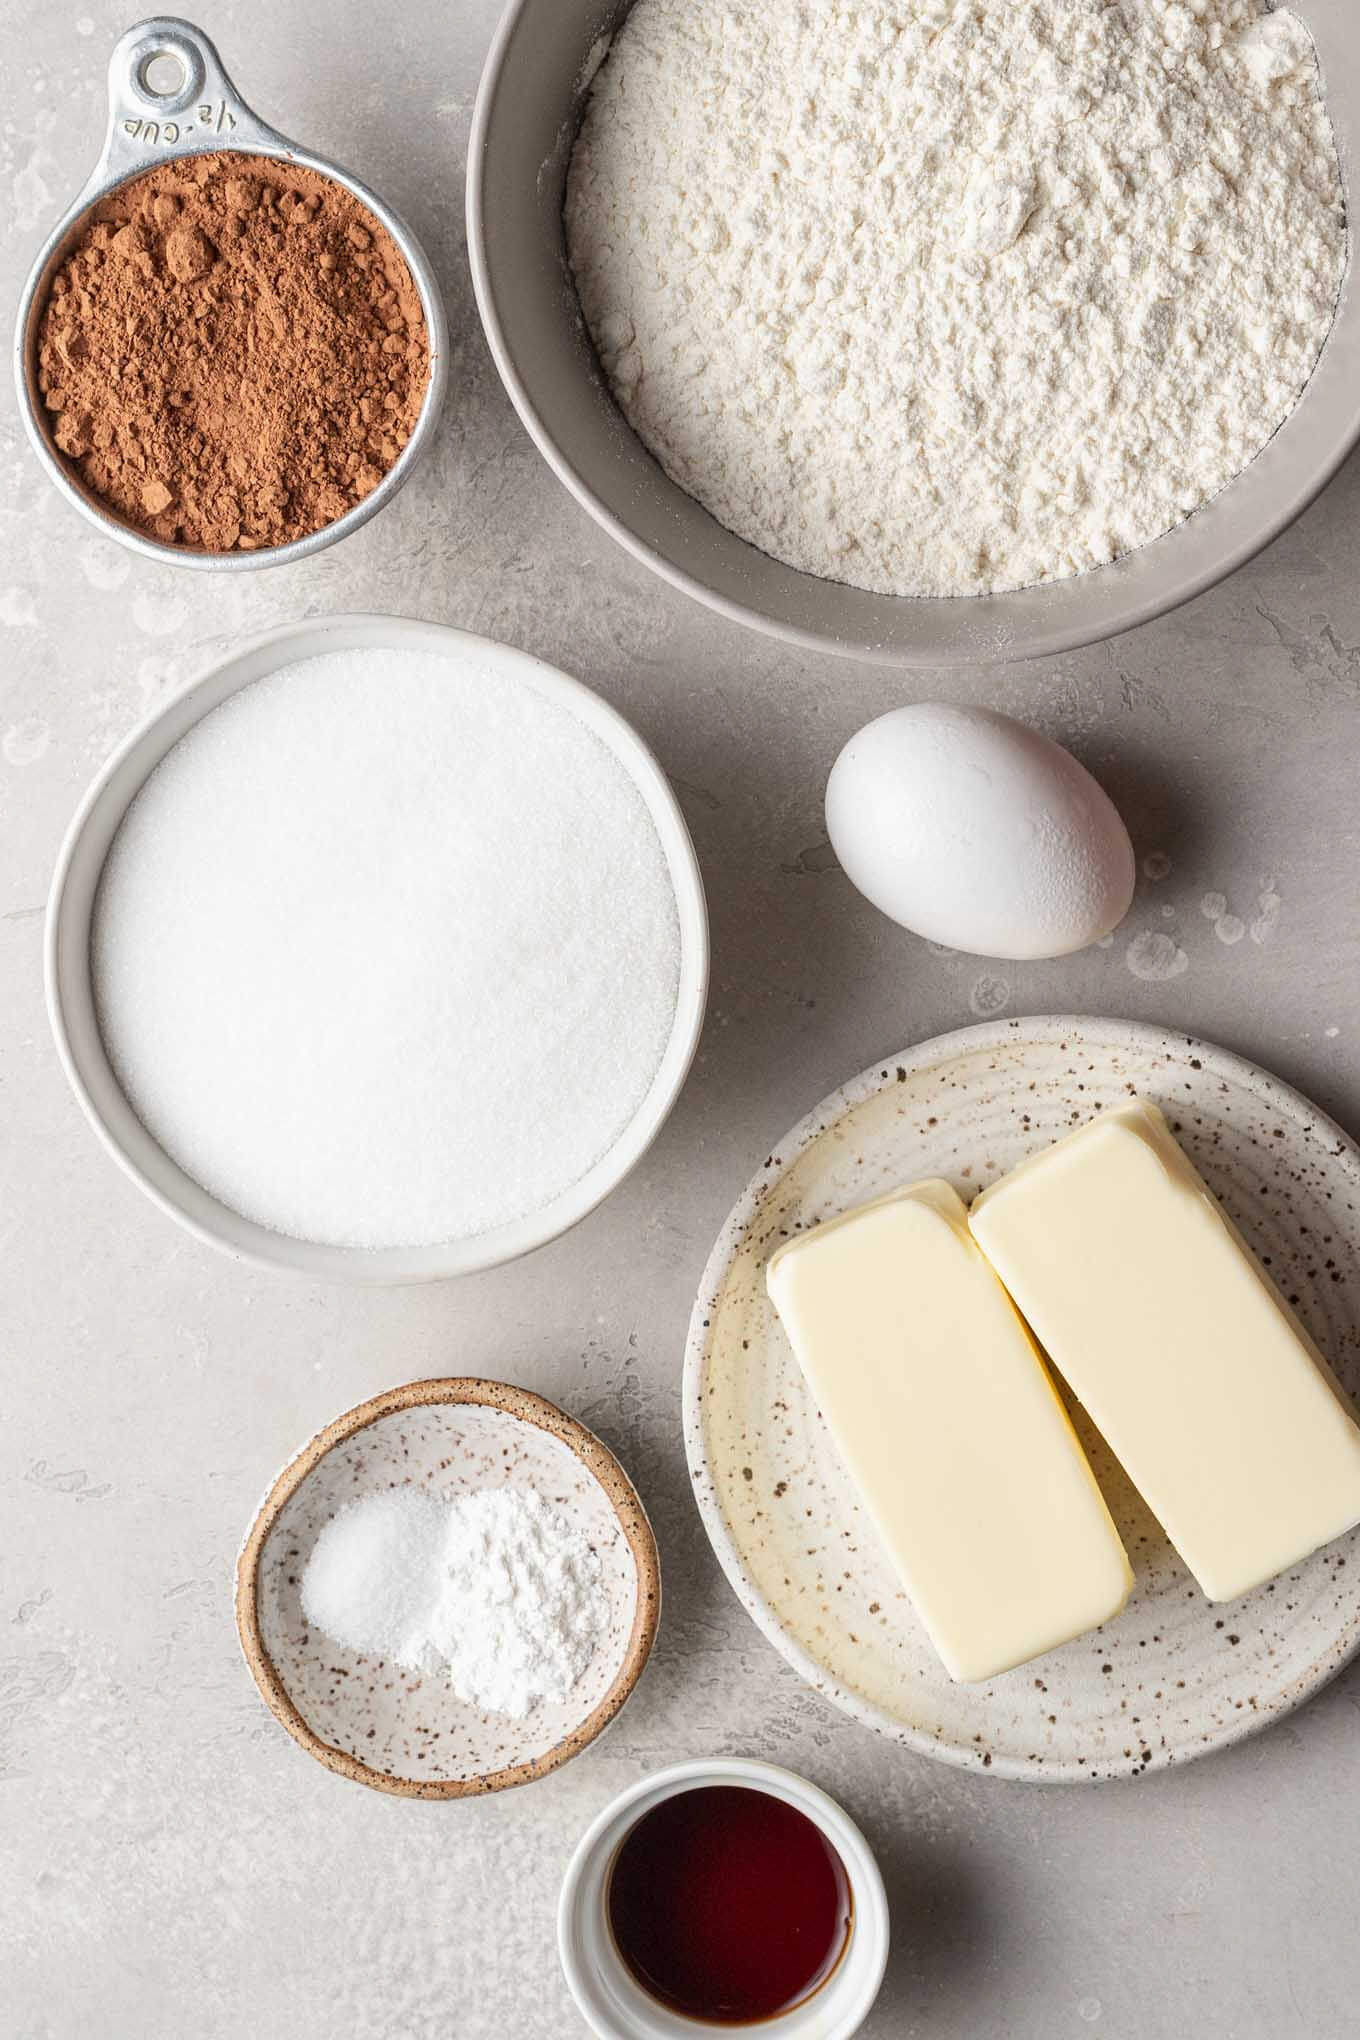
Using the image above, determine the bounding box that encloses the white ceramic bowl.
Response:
[558,1759,890,2040]
[46,613,708,1283]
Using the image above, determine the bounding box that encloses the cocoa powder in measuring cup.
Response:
[34,152,430,553]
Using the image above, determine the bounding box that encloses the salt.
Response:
[298,1487,449,1669]
[299,1485,610,1718]
[92,647,682,1248]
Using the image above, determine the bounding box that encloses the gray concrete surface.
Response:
[4,5,1360,2036]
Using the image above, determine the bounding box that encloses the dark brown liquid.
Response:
[605,1785,853,2025]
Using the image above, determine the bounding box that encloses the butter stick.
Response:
[766,1181,1132,1683]
[970,1101,1360,1602]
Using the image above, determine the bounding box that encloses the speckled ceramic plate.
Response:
[684,1017,1360,1782]
[237,1379,660,1796]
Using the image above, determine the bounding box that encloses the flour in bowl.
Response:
[565,0,1346,598]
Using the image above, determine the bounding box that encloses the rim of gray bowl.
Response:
[466,0,1360,667]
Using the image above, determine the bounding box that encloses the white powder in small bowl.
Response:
[91,647,682,1248]
[300,1485,610,1719]
[297,1487,450,1670]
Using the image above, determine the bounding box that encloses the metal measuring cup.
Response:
[13,15,449,570]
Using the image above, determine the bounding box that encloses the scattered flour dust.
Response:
[0,588,38,628]
[1202,890,1246,943]
[1201,878,1280,945]
[566,0,1346,598]
[300,1485,610,1719]
[969,972,1011,1017]
[3,718,50,766]
[1250,878,1283,944]
[1126,928,1189,980]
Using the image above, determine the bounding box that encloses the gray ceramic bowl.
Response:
[468,0,1359,666]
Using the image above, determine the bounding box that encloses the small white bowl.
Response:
[558,1758,890,2040]
[46,613,708,1283]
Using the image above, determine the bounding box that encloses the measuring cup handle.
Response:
[83,15,292,200]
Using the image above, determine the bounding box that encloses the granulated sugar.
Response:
[300,1485,609,1718]
[92,647,681,1247]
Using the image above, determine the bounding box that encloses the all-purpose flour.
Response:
[566,0,1346,598]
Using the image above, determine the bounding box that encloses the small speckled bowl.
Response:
[236,1378,660,1796]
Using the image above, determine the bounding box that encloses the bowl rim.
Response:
[234,1375,662,1798]
[466,0,1360,667]
[44,611,709,1283]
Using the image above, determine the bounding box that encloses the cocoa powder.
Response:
[35,152,431,552]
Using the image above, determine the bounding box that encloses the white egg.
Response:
[825,704,1135,960]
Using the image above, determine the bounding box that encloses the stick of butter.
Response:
[765,1181,1132,1683]
[970,1100,1360,1602]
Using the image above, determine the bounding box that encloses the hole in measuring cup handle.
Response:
[139,49,189,98]
[117,23,208,121]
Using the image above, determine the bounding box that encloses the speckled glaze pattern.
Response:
[237,1379,659,1796]
[684,1017,1360,1783]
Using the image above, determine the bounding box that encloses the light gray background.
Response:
[4,5,1359,2036]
